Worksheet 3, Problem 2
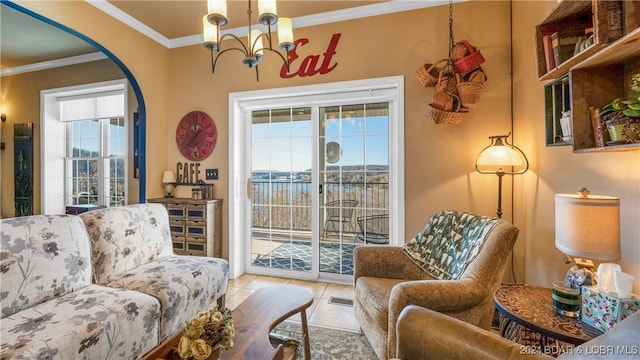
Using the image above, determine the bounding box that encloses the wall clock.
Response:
[176,111,217,161]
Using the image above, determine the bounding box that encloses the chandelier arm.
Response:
[212,47,252,74]
[267,22,274,50]
[219,33,251,54]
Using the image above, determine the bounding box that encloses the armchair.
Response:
[396,305,640,360]
[354,210,518,359]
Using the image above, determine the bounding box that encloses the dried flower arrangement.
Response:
[176,306,234,360]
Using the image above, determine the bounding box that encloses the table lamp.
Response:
[553,187,620,316]
[162,171,177,198]
[475,133,529,218]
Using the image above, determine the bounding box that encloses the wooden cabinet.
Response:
[148,198,222,258]
[537,0,640,152]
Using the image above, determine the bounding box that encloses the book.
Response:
[542,34,555,72]
[551,32,580,66]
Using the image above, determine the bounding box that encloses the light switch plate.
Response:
[205,168,218,180]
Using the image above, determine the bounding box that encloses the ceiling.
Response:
[1,0,437,72]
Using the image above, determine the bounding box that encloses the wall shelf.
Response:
[537,0,640,152]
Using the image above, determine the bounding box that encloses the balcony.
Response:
[250,181,389,275]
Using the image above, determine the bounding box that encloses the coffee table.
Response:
[143,285,313,360]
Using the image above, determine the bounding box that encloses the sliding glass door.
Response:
[250,107,314,275]
[229,76,404,282]
[249,103,389,281]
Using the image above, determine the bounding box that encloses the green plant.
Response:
[600,73,640,118]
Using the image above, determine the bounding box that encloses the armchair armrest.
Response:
[353,246,427,284]
[396,305,552,360]
[389,279,487,314]
[387,278,492,354]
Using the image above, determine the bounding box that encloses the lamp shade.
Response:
[555,193,621,261]
[162,171,176,184]
[475,134,528,175]
[258,0,278,24]
[476,145,522,167]
[277,17,294,51]
[207,0,227,18]
[203,15,218,49]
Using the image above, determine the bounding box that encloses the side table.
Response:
[494,284,603,354]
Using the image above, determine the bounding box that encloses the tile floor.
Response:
[226,273,361,333]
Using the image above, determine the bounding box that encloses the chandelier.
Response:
[203,0,295,81]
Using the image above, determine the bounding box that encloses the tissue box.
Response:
[581,286,640,332]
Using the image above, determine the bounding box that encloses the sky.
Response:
[252,114,389,172]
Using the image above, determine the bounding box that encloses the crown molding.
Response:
[86,0,171,48]
[107,0,456,49]
[1,52,107,77]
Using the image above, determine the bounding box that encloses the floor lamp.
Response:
[475,133,529,218]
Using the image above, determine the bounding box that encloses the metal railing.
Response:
[251,181,389,232]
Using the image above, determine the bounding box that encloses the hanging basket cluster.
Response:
[417,1,487,125]
[418,41,487,125]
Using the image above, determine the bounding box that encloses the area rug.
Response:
[253,241,357,275]
[271,321,377,360]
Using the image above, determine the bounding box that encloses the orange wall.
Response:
[166,1,520,277]
[4,1,639,290]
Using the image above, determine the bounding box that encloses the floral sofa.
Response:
[0,203,229,359]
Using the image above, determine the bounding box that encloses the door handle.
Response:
[319,184,323,194]
[246,178,251,200]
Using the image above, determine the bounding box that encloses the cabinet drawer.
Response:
[186,204,207,220]
[167,203,186,218]
[187,235,206,244]
[169,219,186,235]
[171,235,186,254]
[186,221,207,236]
[186,241,207,255]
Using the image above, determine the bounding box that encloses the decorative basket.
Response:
[452,40,485,74]
[432,91,461,112]
[456,80,484,109]
[425,104,466,125]
[425,101,467,125]
[435,65,458,95]
[416,59,448,87]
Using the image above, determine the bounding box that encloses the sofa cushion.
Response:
[403,210,502,280]
[80,204,174,284]
[1,215,93,318]
[0,285,160,360]
[101,255,228,341]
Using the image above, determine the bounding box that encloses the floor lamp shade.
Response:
[555,193,621,261]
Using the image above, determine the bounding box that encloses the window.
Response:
[41,80,128,214]
[65,117,126,207]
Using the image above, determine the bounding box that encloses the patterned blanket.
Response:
[403,210,502,280]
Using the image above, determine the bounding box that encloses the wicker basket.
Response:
[452,40,485,74]
[426,103,466,125]
[431,91,459,112]
[457,81,484,109]
[416,59,448,87]
[435,66,458,95]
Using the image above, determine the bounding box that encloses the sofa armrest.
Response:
[353,246,427,285]
[396,305,552,360]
